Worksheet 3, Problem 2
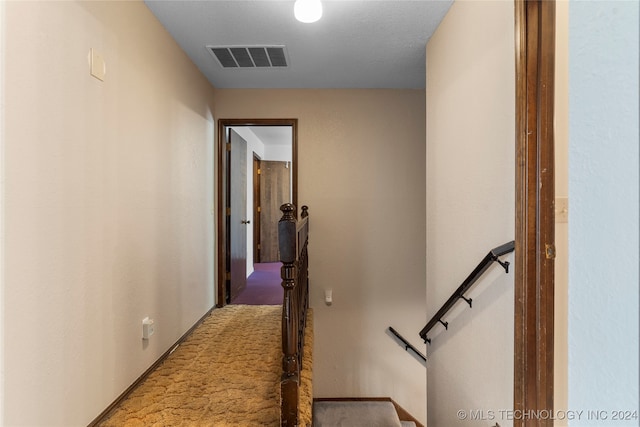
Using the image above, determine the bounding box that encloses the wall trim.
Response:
[513,1,556,425]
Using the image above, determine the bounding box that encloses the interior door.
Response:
[229,129,248,302]
[260,161,291,262]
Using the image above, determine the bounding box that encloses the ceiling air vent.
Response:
[207,45,289,68]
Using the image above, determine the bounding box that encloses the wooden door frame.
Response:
[253,153,262,264]
[514,1,555,425]
[216,118,298,307]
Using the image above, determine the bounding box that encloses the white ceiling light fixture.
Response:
[294,0,323,23]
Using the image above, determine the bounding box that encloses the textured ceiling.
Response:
[144,0,453,89]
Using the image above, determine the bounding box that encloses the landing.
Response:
[98,305,313,426]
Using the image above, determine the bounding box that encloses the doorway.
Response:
[216,119,298,307]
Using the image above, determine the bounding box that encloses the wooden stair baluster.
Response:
[279,203,299,426]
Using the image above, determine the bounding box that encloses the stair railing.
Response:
[388,326,427,363]
[419,241,515,344]
[279,204,310,427]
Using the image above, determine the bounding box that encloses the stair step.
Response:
[400,422,417,427]
[313,401,402,427]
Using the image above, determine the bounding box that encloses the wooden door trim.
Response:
[514,1,555,425]
[253,153,262,263]
[216,118,298,307]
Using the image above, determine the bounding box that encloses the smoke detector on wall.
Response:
[207,45,289,69]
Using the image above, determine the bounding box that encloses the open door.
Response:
[228,129,248,303]
[217,119,298,307]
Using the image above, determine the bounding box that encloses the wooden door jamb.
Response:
[514,1,556,425]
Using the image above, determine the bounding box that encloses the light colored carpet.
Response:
[313,401,403,427]
[98,305,313,427]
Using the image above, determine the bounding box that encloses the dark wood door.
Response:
[260,161,291,262]
[229,129,247,302]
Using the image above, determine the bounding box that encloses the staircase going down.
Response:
[313,400,418,427]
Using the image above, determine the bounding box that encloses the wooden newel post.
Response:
[279,203,299,426]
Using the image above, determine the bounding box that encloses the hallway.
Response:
[96,305,313,426]
[231,263,283,305]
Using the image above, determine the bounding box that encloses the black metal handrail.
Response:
[419,241,515,344]
[388,327,427,363]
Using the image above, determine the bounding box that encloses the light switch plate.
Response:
[90,48,106,81]
[555,197,568,223]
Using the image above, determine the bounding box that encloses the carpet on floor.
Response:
[313,401,405,427]
[231,262,283,305]
[98,304,313,427]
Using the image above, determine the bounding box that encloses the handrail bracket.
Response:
[492,255,510,274]
[459,295,473,308]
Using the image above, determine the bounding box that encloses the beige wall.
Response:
[2,1,216,424]
[554,1,569,425]
[426,1,515,426]
[213,88,428,422]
